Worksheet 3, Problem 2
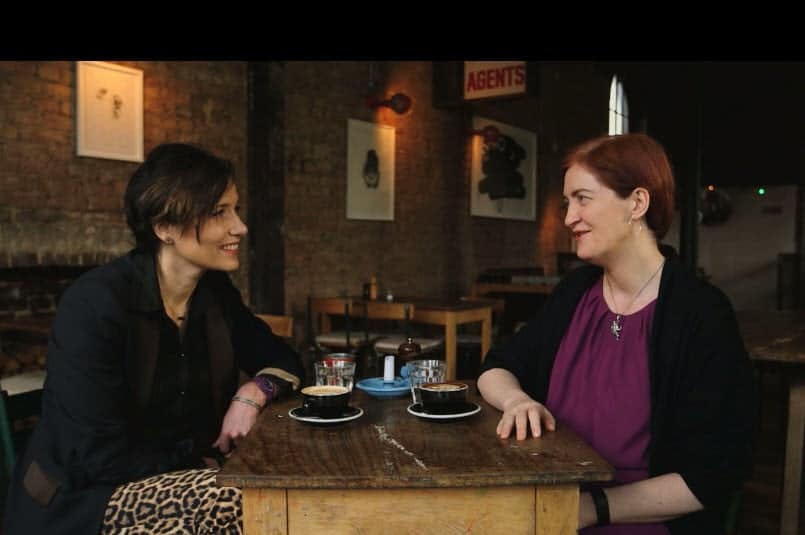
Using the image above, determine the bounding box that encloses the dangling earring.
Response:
[627,217,633,225]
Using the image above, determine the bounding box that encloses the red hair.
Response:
[562,133,675,239]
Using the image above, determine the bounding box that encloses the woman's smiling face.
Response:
[563,163,634,263]
[169,181,247,273]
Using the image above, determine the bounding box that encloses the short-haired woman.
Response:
[4,143,303,534]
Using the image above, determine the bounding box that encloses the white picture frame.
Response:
[346,119,395,221]
[76,61,144,162]
[470,116,537,221]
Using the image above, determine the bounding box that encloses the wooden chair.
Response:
[457,296,505,343]
[308,297,373,354]
[368,301,444,359]
[455,296,506,378]
[256,313,294,339]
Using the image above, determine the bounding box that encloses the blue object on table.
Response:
[355,377,410,398]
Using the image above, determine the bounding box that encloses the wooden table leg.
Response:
[535,484,579,535]
[320,315,331,335]
[780,378,805,535]
[242,488,287,535]
[480,307,492,362]
[444,315,457,380]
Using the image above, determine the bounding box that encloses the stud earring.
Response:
[164,238,174,245]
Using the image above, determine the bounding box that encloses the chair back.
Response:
[364,301,413,321]
[307,296,369,352]
[256,314,294,339]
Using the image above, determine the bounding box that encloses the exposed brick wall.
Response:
[461,63,609,278]
[0,266,92,318]
[0,61,250,293]
[0,61,608,349]
[281,61,607,331]
[282,61,465,325]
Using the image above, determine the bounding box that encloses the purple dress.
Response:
[545,278,668,534]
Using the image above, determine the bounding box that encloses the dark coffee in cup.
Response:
[419,382,468,412]
[301,385,350,418]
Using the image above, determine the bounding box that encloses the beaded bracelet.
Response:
[232,395,262,410]
[251,375,277,403]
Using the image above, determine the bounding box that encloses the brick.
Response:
[36,63,63,83]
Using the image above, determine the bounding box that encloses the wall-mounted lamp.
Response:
[367,92,412,115]
[470,125,501,145]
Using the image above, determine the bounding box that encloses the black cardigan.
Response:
[3,249,304,535]
[480,247,756,534]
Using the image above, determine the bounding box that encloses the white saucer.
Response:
[407,402,481,420]
[288,406,363,424]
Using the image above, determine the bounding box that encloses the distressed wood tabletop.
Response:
[217,380,613,490]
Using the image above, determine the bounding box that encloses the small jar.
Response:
[396,336,421,376]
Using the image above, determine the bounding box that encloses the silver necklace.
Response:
[605,260,665,341]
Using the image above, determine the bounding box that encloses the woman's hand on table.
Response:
[497,391,556,440]
[212,381,267,455]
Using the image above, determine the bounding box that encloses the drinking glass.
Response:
[404,359,446,404]
[314,360,356,391]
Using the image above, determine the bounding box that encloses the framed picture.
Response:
[470,116,537,221]
[76,61,144,162]
[346,119,395,221]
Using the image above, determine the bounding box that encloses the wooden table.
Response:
[218,382,613,535]
[738,310,805,535]
[314,298,492,381]
[406,298,492,381]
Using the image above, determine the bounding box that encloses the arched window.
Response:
[608,75,629,135]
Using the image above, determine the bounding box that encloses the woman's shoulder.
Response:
[59,251,141,311]
[658,243,726,298]
[664,259,734,310]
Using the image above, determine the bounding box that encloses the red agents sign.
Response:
[464,61,526,100]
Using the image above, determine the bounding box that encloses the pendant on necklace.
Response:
[610,314,622,340]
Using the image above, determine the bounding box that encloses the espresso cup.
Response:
[419,381,468,412]
[301,385,351,418]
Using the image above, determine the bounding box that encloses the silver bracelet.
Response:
[232,395,263,410]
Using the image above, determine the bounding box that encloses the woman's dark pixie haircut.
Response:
[124,143,234,253]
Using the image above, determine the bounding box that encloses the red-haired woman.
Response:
[478,133,755,534]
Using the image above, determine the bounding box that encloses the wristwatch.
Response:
[252,374,277,403]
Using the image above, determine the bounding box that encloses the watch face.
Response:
[254,376,275,399]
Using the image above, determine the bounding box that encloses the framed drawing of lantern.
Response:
[346,119,395,221]
[470,116,537,220]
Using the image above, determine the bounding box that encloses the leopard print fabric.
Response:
[102,468,242,534]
